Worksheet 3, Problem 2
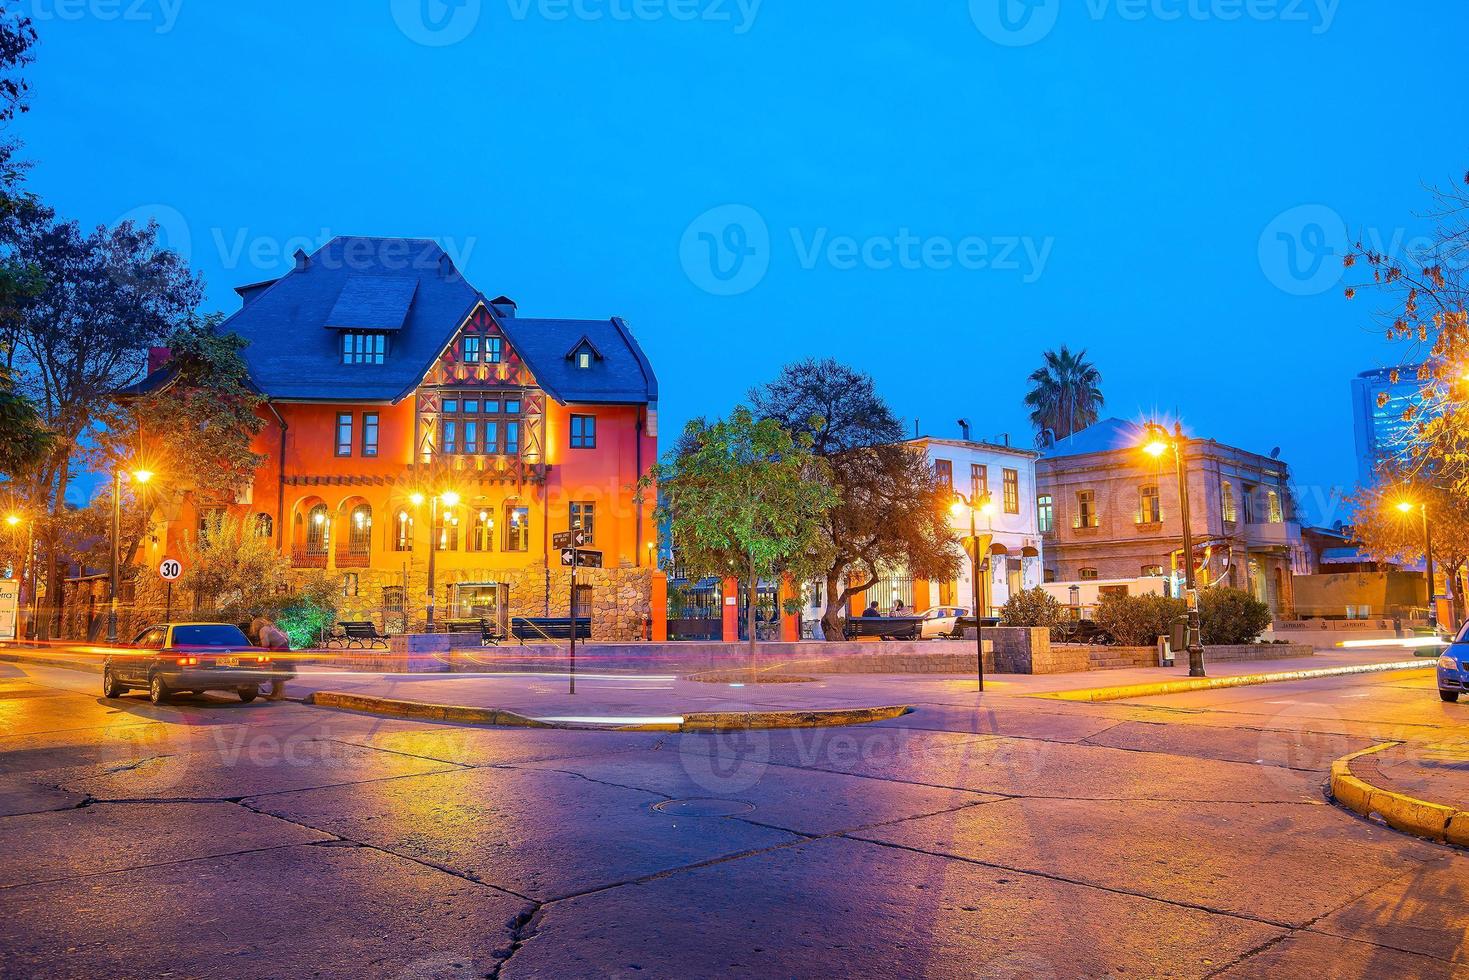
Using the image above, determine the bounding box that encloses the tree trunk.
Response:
[820,570,844,642]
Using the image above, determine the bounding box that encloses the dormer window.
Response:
[342,331,386,365]
[576,350,592,369]
[567,336,602,370]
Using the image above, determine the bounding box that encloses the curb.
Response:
[306,690,912,731]
[1036,660,1429,703]
[1329,743,1469,848]
[0,650,103,675]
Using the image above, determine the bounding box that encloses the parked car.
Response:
[103,623,292,705]
[918,606,971,639]
[1439,623,1468,703]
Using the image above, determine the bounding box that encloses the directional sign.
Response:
[553,529,589,549]
[158,558,183,581]
[560,548,603,569]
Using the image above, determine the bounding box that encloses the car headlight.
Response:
[1440,656,1459,670]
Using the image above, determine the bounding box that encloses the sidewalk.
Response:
[285,646,1433,723]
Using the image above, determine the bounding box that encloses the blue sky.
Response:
[19,1,1467,522]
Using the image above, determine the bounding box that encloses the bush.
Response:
[1199,587,1272,645]
[270,571,343,650]
[1094,592,1186,647]
[1000,587,1062,629]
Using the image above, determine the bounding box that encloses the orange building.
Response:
[128,237,660,639]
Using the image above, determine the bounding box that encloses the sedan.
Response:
[103,622,291,705]
[918,607,971,640]
[1440,624,1468,703]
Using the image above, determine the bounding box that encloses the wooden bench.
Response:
[442,618,503,647]
[329,621,391,649]
[843,616,923,641]
[510,617,591,644]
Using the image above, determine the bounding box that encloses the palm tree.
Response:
[1025,346,1104,445]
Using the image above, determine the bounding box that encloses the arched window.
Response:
[393,509,413,552]
[436,505,460,551]
[306,504,329,555]
[470,508,494,552]
[348,504,372,555]
[254,513,273,538]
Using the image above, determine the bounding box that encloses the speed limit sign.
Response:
[158,558,182,581]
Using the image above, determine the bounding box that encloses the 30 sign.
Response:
[158,558,183,581]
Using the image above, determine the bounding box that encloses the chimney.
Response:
[488,295,518,318]
[293,248,310,271]
[147,346,173,374]
[1001,433,1011,447]
[957,419,971,441]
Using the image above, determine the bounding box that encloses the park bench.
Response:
[510,616,591,645]
[443,618,503,647]
[843,616,923,641]
[328,620,391,649]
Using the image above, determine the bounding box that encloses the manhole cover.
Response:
[652,798,755,817]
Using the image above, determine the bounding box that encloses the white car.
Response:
[918,606,971,640]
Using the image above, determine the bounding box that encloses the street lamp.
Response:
[1396,499,1438,633]
[951,490,996,693]
[1142,421,1206,677]
[419,489,459,632]
[108,466,154,643]
[5,512,35,640]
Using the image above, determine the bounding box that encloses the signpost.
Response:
[555,527,601,695]
[158,558,182,622]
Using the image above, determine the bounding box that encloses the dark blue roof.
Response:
[199,237,655,405]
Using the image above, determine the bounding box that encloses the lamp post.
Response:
[417,490,459,633]
[1144,422,1205,677]
[108,467,153,643]
[5,513,33,640]
[1397,500,1438,633]
[951,490,996,693]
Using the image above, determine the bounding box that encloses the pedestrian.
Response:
[862,600,882,618]
[251,615,293,701]
[893,600,907,617]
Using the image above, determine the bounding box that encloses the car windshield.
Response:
[171,625,250,647]
[1456,622,1469,644]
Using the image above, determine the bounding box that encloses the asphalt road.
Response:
[0,660,1464,979]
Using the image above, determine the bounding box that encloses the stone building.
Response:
[1036,418,1304,616]
[120,237,660,640]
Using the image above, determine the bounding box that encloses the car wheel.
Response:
[1442,690,1461,703]
[102,666,127,699]
[238,685,259,703]
[148,673,171,705]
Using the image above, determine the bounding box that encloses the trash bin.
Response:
[1170,618,1188,655]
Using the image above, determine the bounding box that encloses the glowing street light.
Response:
[414,489,460,632]
[1395,498,1438,633]
[1142,421,1206,677]
[951,490,996,693]
[109,465,158,642]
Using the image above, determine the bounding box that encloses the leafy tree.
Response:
[1024,346,1104,445]
[651,406,837,660]
[1347,477,1469,623]
[751,359,959,642]
[1198,587,1272,645]
[0,6,36,124]
[7,216,202,635]
[0,359,47,476]
[999,586,1063,630]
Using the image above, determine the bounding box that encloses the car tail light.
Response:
[176,655,199,666]
[257,655,271,663]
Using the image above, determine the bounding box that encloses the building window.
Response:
[469,508,494,552]
[970,464,988,501]
[436,505,460,551]
[1242,484,1257,524]
[1075,490,1099,529]
[1138,485,1162,524]
[362,413,379,458]
[1037,495,1054,534]
[393,508,413,552]
[348,505,372,556]
[341,331,386,365]
[570,501,595,545]
[486,337,503,364]
[504,506,529,552]
[342,572,359,597]
[1221,482,1237,523]
[306,504,330,555]
[461,336,481,363]
[935,459,953,489]
[1002,469,1020,514]
[1267,489,1284,524]
[1079,567,1100,581]
[576,349,592,369]
[570,414,597,449]
[254,513,273,538]
[196,508,224,544]
[336,413,353,457]
[438,393,522,456]
[1142,563,1164,577]
[383,585,405,615]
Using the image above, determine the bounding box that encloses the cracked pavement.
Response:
[0,660,1464,978]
